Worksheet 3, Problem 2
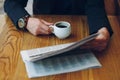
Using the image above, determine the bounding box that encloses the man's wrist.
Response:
[17,15,30,31]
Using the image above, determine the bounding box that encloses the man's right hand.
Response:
[26,17,53,36]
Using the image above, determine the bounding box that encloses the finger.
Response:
[37,28,50,35]
[34,25,50,35]
[40,19,53,26]
[92,47,106,52]
[97,27,110,40]
[39,23,51,32]
[80,42,107,50]
[81,39,100,47]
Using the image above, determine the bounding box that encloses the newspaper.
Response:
[21,49,101,78]
[21,33,99,62]
[20,33,102,78]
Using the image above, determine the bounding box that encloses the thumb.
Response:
[96,27,110,40]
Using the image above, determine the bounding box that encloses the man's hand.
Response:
[26,17,53,36]
[81,27,110,52]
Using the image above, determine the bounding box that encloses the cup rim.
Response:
[54,21,70,27]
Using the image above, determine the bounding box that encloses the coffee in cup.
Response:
[49,21,71,39]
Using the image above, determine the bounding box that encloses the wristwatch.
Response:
[18,15,30,31]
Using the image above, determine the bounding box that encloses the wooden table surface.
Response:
[0,15,120,80]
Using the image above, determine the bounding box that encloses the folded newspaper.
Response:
[21,33,102,78]
[21,33,99,62]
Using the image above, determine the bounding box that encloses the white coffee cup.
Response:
[49,21,71,39]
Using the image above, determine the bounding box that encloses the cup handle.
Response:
[49,25,54,33]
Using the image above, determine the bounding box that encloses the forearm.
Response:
[4,0,30,29]
[85,0,113,36]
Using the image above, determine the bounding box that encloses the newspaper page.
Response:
[21,33,99,62]
[21,49,102,78]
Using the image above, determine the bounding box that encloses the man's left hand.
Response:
[80,27,110,52]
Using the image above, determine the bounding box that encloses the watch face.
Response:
[18,18,25,28]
